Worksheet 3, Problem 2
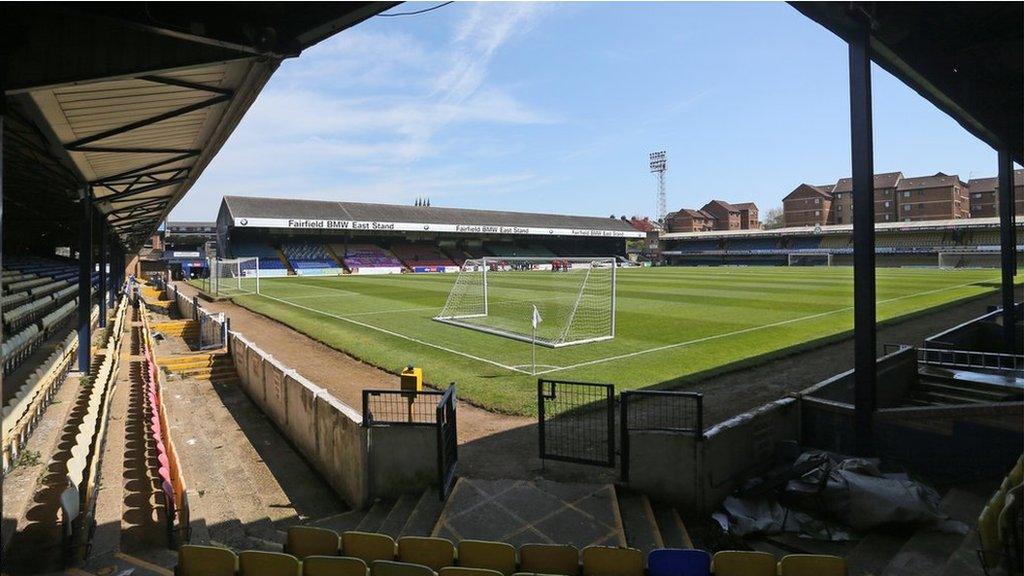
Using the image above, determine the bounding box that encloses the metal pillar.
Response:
[98,216,108,328]
[997,151,1018,353]
[107,232,117,309]
[78,190,93,373]
[849,23,877,456]
[1,103,5,333]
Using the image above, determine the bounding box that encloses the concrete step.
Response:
[378,494,420,538]
[356,501,393,533]
[615,489,664,553]
[845,526,916,576]
[403,490,445,537]
[918,381,1008,402]
[310,510,369,534]
[880,488,984,576]
[650,504,692,549]
[939,529,987,576]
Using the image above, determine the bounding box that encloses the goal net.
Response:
[206,257,260,296]
[435,257,616,348]
[938,251,1002,269]
[788,252,833,267]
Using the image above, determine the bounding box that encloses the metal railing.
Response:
[620,390,703,482]
[538,379,616,467]
[917,347,1024,375]
[362,389,444,426]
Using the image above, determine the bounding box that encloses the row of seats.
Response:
[281,243,336,270]
[177,529,849,576]
[60,294,128,551]
[978,455,1023,572]
[335,244,404,269]
[141,304,190,544]
[1,332,77,475]
[484,243,559,258]
[231,242,290,270]
[389,243,457,268]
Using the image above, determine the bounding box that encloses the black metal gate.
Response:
[436,386,458,500]
[538,379,615,467]
[620,390,703,482]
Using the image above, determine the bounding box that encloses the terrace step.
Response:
[916,381,1009,401]
[356,501,393,533]
[378,494,420,538]
[616,488,664,553]
[879,488,987,576]
[405,490,445,537]
[650,504,692,549]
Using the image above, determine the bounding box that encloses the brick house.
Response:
[732,202,761,229]
[894,172,969,221]
[830,171,903,224]
[969,169,1024,217]
[782,184,833,227]
[701,200,741,230]
[666,209,716,232]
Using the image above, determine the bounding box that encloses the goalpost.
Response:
[788,252,833,267]
[938,251,1002,270]
[206,257,260,296]
[435,257,616,348]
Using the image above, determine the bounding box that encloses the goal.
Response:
[206,257,260,296]
[938,251,1002,269]
[788,252,833,267]
[434,257,616,347]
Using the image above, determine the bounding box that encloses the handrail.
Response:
[917,347,1024,375]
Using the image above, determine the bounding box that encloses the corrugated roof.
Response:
[833,171,903,193]
[222,196,641,232]
[897,172,965,190]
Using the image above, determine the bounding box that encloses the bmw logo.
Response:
[239,218,248,226]
[423,225,429,230]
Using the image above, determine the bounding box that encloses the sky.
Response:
[170,1,1004,222]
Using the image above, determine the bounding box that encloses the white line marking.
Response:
[531,279,993,376]
[255,293,537,375]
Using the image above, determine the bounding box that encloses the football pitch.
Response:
[217,267,1006,415]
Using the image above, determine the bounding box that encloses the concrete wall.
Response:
[369,425,438,499]
[229,332,371,508]
[626,398,799,513]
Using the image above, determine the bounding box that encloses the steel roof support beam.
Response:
[106,196,172,216]
[849,21,877,456]
[997,151,1018,353]
[66,93,231,149]
[91,152,198,186]
[69,146,201,155]
[139,75,233,95]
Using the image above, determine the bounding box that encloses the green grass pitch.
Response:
[211,267,1007,415]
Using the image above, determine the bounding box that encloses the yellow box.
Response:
[400,366,423,392]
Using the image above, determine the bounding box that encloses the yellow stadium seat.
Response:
[343,531,398,563]
[286,526,341,559]
[398,536,456,571]
[238,550,302,576]
[978,497,1001,568]
[580,546,644,576]
[177,544,238,576]
[458,540,517,576]
[712,550,777,576]
[372,559,438,576]
[519,544,580,576]
[1009,456,1023,486]
[778,554,847,576]
[440,567,504,576]
[304,555,370,576]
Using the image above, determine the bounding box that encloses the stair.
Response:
[151,319,199,345]
[325,244,350,272]
[276,247,296,276]
[615,488,664,553]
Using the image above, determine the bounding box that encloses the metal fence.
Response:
[537,379,615,467]
[620,390,703,482]
[361,387,459,500]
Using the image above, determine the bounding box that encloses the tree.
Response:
[762,206,785,229]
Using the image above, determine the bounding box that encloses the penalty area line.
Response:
[533,279,993,376]
[256,293,538,375]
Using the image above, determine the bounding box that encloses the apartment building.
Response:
[969,169,1024,217]
[782,184,833,227]
[894,172,969,221]
[829,172,903,224]
[666,209,716,232]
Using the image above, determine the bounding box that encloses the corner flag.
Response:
[532,305,543,329]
